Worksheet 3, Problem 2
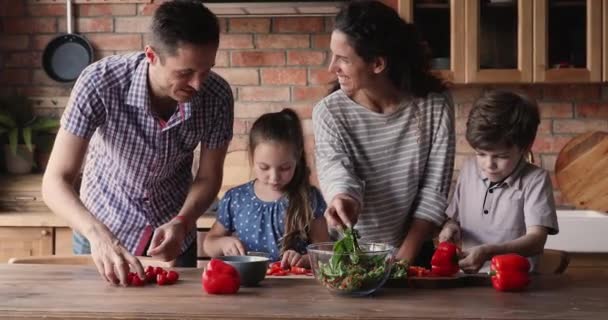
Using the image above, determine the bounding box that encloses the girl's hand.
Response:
[219,236,246,256]
[458,245,490,273]
[281,250,306,268]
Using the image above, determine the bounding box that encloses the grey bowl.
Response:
[217,255,270,287]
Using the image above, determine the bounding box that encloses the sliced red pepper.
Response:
[408,266,432,277]
[430,241,460,277]
[202,258,240,294]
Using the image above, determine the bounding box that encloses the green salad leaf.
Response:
[317,228,389,293]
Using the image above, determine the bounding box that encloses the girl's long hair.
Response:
[248,109,313,253]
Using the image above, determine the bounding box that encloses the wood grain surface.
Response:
[1,264,607,319]
[555,131,608,212]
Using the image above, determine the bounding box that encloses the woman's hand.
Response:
[88,226,145,286]
[458,245,491,273]
[324,194,360,230]
[219,236,246,256]
[280,250,309,268]
[147,219,186,262]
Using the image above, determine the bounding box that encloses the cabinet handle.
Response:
[15,196,36,201]
[41,230,50,236]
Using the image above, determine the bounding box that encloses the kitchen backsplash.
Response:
[1,0,607,207]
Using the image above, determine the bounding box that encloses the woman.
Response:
[312,0,455,266]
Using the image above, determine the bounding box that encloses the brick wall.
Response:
[1,0,608,206]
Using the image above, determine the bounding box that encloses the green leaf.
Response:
[0,111,16,129]
[8,128,18,155]
[22,126,33,152]
[29,117,60,132]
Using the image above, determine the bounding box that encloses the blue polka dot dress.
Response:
[217,180,327,261]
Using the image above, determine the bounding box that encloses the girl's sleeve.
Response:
[216,191,235,232]
[310,187,327,219]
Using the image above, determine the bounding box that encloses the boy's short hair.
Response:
[466,90,540,151]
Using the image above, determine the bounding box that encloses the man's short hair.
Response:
[150,0,219,59]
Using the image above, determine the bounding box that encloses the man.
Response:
[42,0,233,286]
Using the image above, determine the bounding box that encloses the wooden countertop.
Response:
[1,264,607,320]
[0,210,216,229]
[1,174,217,229]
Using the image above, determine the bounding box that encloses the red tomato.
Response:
[145,270,156,283]
[166,270,179,284]
[156,273,168,286]
[145,266,154,274]
[154,266,165,276]
[131,275,145,287]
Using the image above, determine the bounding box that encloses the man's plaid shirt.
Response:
[62,52,233,255]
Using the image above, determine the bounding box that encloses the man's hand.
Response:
[324,193,360,230]
[458,245,491,273]
[218,236,246,256]
[147,219,186,262]
[88,227,145,286]
[438,220,461,244]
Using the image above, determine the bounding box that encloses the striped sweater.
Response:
[312,90,455,247]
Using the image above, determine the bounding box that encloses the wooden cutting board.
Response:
[554,131,608,212]
[385,273,491,289]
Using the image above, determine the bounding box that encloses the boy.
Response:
[439,90,558,273]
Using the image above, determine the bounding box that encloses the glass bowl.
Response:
[307,242,395,296]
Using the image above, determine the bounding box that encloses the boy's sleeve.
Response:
[310,186,327,219]
[313,102,365,206]
[524,170,559,235]
[60,67,106,139]
[410,93,456,226]
[216,191,235,232]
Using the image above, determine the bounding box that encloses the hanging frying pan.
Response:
[42,0,93,82]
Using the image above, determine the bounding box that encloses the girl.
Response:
[203,109,329,268]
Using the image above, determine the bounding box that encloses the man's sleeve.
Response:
[60,67,106,139]
[204,77,234,149]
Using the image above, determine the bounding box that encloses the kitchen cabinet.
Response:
[465,0,533,83]
[0,227,53,262]
[398,0,465,83]
[0,175,215,263]
[533,0,602,83]
[399,0,604,84]
[604,0,608,80]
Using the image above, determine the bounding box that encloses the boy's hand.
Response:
[458,245,491,273]
[438,221,461,244]
[219,236,246,256]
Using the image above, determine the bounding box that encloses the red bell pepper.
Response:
[202,259,240,294]
[490,254,530,292]
[431,241,460,277]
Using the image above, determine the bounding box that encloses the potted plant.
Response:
[0,96,59,174]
